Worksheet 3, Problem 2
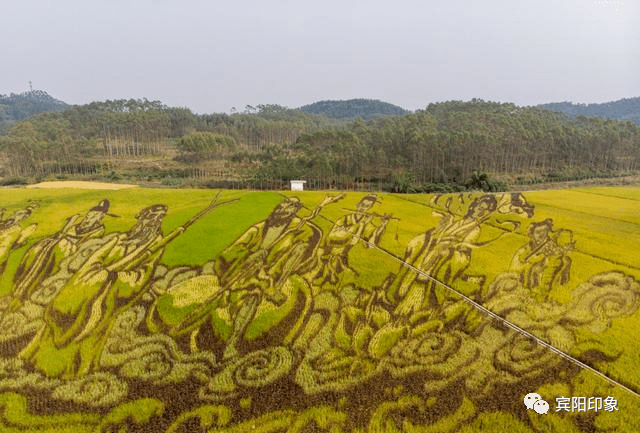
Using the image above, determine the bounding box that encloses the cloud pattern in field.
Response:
[0,192,637,432]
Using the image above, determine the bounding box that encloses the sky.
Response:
[2,0,638,114]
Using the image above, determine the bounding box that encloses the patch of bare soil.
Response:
[25,181,138,190]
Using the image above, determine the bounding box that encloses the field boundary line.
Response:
[289,193,640,400]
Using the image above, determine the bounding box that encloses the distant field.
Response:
[0,186,638,432]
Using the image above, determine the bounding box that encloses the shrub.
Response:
[0,177,28,186]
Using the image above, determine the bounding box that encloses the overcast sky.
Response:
[2,0,638,113]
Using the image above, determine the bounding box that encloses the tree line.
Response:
[0,98,638,191]
[0,99,343,178]
[251,100,640,191]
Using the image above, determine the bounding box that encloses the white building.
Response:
[290,180,306,191]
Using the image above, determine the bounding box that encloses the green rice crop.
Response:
[0,186,638,432]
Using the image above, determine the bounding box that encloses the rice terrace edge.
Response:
[0,187,638,432]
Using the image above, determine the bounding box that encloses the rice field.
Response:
[0,185,638,432]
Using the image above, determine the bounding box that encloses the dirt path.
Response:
[25,181,138,190]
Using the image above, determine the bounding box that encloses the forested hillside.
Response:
[299,99,409,120]
[0,100,344,182]
[0,98,638,191]
[255,100,640,191]
[0,90,68,133]
[541,97,640,125]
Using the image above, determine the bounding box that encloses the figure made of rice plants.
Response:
[20,198,231,379]
[156,195,343,361]
[12,199,114,303]
[389,193,534,323]
[510,218,574,301]
[312,195,393,287]
[0,203,38,276]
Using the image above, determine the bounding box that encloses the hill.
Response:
[299,98,409,120]
[1,98,639,189]
[0,90,68,133]
[540,97,640,125]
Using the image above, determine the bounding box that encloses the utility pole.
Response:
[29,81,33,91]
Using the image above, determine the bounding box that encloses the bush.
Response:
[107,171,121,182]
[464,171,508,192]
[0,177,28,186]
[160,177,184,186]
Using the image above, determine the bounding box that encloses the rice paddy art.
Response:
[0,188,638,432]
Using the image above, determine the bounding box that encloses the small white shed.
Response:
[290,180,307,191]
